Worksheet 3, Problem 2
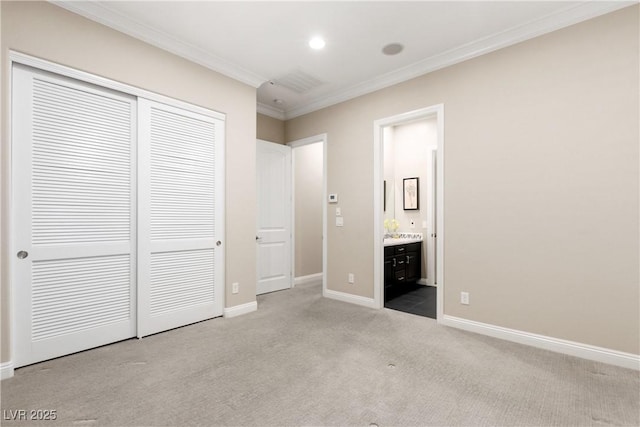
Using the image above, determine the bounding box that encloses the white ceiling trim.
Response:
[284,1,635,120]
[51,1,267,88]
[257,102,286,121]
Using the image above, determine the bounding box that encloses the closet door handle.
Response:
[392,258,396,267]
[406,255,410,264]
[17,251,28,259]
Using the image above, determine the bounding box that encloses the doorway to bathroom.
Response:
[373,105,444,320]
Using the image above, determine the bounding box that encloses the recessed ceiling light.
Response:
[309,37,326,50]
[382,43,404,56]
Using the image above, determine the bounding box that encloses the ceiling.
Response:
[55,1,632,120]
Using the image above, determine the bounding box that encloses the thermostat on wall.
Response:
[328,193,338,203]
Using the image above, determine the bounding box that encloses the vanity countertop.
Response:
[383,233,423,247]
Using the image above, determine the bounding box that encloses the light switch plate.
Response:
[336,207,341,216]
[336,217,344,227]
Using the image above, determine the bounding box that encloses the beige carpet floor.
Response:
[2,281,639,426]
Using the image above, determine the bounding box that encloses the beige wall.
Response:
[286,6,639,354]
[257,113,285,144]
[1,1,258,363]
[293,143,323,277]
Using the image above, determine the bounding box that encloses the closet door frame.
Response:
[7,51,226,369]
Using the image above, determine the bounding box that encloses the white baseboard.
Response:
[294,273,322,287]
[324,289,377,309]
[223,301,258,318]
[441,315,640,371]
[1,361,14,380]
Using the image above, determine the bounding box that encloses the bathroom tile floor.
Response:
[385,284,436,319]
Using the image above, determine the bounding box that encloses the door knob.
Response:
[17,251,28,259]
[216,241,222,246]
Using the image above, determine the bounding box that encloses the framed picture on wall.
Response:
[403,177,419,210]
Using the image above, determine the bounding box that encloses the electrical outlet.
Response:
[336,207,341,216]
[460,291,469,305]
[348,273,355,284]
[232,282,239,294]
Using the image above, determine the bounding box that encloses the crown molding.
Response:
[50,0,635,119]
[257,102,286,121]
[284,1,636,119]
[50,1,267,88]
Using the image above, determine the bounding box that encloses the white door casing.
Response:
[137,99,225,337]
[12,64,137,367]
[256,140,292,295]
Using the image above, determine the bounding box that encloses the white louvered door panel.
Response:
[12,65,136,367]
[137,99,224,337]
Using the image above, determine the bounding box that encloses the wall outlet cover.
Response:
[461,292,469,305]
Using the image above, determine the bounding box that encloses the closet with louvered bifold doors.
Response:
[12,63,224,367]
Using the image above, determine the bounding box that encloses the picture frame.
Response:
[403,177,419,210]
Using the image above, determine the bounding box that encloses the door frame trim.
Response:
[287,134,328,296]
[373,105,444,319]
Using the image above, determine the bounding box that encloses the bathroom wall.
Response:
[391,119,437,234]
[383,127,395,222]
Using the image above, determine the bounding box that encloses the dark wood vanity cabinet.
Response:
[384,242,421,301]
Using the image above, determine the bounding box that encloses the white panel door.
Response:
[137,99,224,337]
[12,64,137,367]
[256,140,292,295]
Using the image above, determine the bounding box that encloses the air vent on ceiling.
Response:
[274,70,325,94]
